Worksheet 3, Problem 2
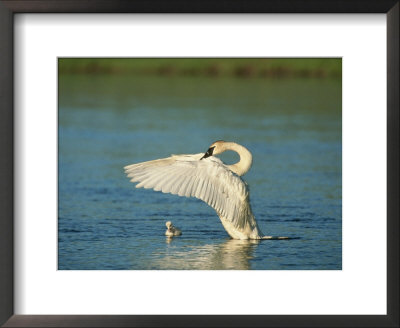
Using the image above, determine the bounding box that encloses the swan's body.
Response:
[124,141,288,240]
[165,221,182,237]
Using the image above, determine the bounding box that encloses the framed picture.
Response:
[0,1,398,327]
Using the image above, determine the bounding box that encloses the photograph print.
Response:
[58,58,342,270]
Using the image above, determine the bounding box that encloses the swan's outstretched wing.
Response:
[124,154,251,230]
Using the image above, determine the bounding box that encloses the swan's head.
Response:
[166,221,172,228]
[201,140,226,159]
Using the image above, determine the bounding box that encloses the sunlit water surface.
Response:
[58,75,341,270]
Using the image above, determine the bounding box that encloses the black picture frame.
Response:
[0,1,398,327]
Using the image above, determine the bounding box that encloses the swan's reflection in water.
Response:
[153,238,260,270]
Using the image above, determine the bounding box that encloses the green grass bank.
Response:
[59,58,341,79]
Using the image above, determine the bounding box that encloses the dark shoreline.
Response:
[59,58,342,79]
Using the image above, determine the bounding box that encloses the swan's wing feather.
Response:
[124,153,251,230]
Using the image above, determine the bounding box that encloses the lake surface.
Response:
[58,75,342,270]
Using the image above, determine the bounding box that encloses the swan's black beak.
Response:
[200,146,215,160]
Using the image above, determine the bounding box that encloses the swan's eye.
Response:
[200,146,215,160]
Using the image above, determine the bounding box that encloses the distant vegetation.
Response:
[58,58,341,79]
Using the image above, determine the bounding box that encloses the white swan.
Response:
[124,141,289,240]
[165,221,182,237]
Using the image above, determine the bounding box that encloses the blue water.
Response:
[58,75,342,270]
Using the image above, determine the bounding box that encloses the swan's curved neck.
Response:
[223,142,252,176]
